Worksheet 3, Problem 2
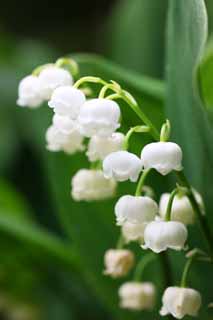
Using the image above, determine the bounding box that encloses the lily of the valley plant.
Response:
[17,57,213,319]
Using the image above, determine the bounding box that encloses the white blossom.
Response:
[122,221,146,243]
[17,75,44,108]
[160,287,202,319]
[78,98,121,137]
[53,114,77,134]
[45,125,84,154]
[142,220,187,253]
[39,66,73,99]
[115,195,158,226]
[103,249,134,278]
[119,282,155,310]
[103,151,142,182]
[71,169,116,201]
[48,86,86,119]
[141,142,182,175]
[159,190,203,225]
[86,132,125,162]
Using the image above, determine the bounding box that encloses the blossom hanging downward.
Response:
[39,66,73,100]
[103,249,134,278]
[115,195,158,225]
[71,169,116,201]
[78,98,121,137]
[86,132,125,162]
[142,220,187,253]
[122,221,147,243]
[141,142,182,175]
[159,190,204,225]
[160,287,202,319]
[119,282,155,310]
[103,151,142,182]
[49,86,86,119]
[45,124,84,154]
[17,75,44,108]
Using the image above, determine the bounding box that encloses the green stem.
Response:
[55,57,79,77]
[120,91,159,140]
[133,253,156,281]
[73,76,107,89]
[135,168,152,196]
[116,233,125,249]
[165,188,179,221]
[123,126,150,150]
[180,258,194,288]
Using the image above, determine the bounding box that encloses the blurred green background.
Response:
[0,0,213,319]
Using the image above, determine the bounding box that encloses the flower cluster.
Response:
[17,57,210,318]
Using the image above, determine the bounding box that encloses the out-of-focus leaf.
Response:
[0,179,33,221]
[198,38,213,121]
[166,1,213,317]
[106,0,168,78]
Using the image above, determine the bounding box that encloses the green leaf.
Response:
[198,38,213,121]
[166,2,213,316]
[106,0,168,78]
[166,0,213,204]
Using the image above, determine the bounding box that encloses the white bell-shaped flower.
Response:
[159,191,203,225]
[71,169,116,201]
[115,195,158,226]
[103,249,134,278]
[39,66,73,99]
[143,220,187,253]
[48,86,86,119]
[53,114,77,134]
[141,142,182,175]
[86,132,125,162]
[17,75,44,108]
[45,125,84,154]
[119,282,155,310]
[103,151,142,182]
[122,221,146,243]
[160,287,202,319]
[78,98,121,137]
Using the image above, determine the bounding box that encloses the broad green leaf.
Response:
[166,0,213,203]
[106,0,168,77]
[166,2,213,317]
[198,38,213,121]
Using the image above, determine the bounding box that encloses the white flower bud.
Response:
[159,190,203,225]
[122,221,146,243]
[103,151,142,182]
[86,132,125,162]
[53,114,77,134]
[17,75,44,108]
[103,249,134,278]
[39,66,73,99]
[143,220,187,253]
[48,86,86,119]
[160,287,202,319]
[119,282,155,310]
[45,125,84,154]
[71,169,116,201]
[115,195,158,226]
[141,142,182,175]
[78,98,121,137]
